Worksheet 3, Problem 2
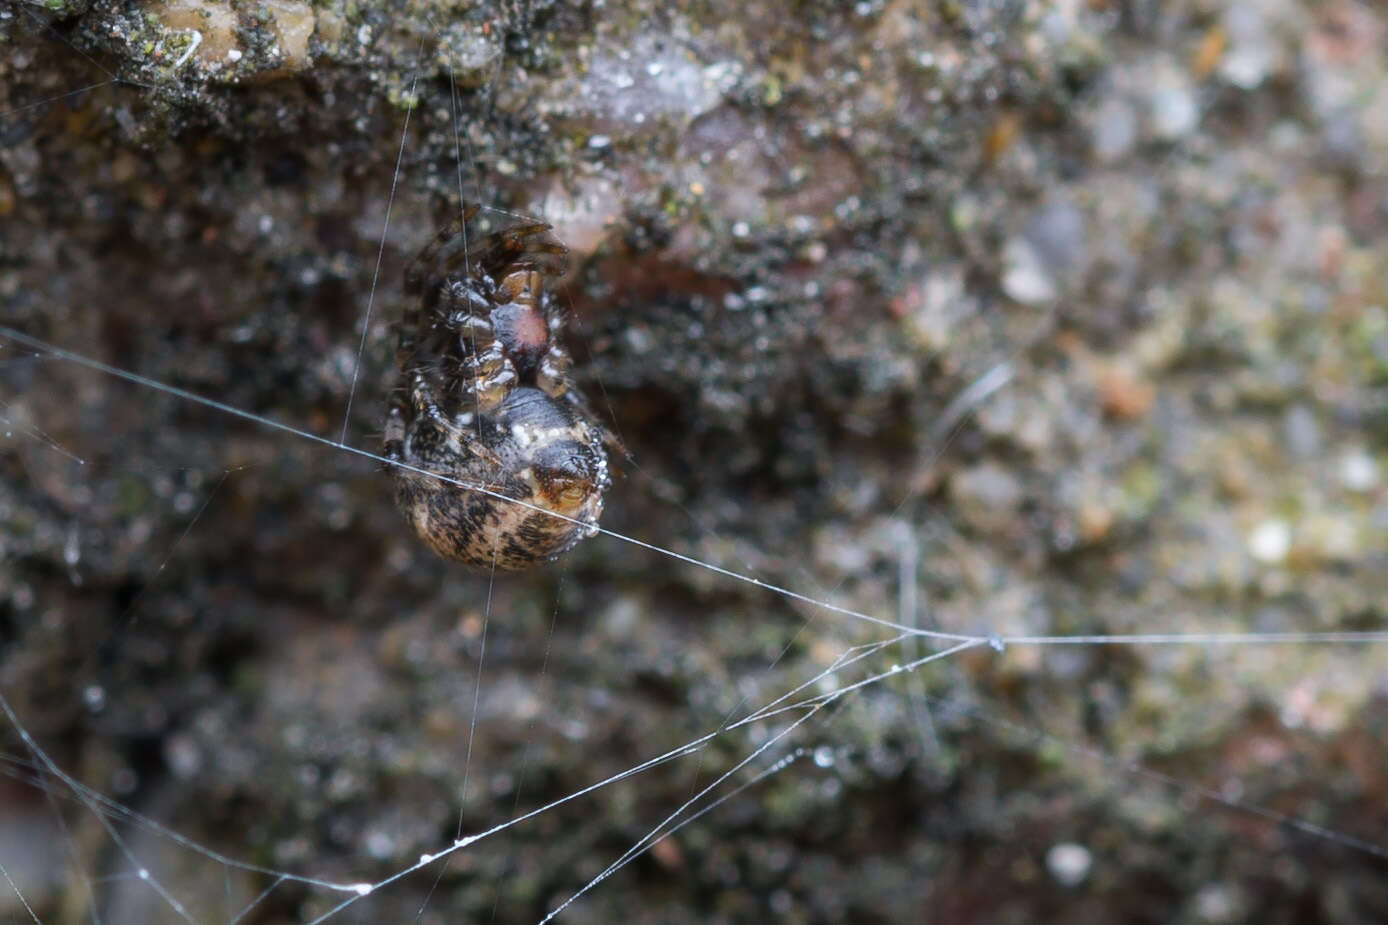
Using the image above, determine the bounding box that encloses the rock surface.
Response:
[3,0,1388,922]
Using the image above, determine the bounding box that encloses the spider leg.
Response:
[535,343,572,398]
[404,203,482,295]
[435,277,495,349]
[417,239,494,297]
[443,282,494,322]
[434,218,569,285]
[410,373,504,469]
[406,207,569,308]
[399,279,493,385]
[496,221,567,255]
[561,387,630,463]
[383,393,408,463]
[485,223,569,277]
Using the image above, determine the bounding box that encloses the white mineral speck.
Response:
[1046,842,1092,887]
[164,733,203,779]
[364,830,395,859]
[623,326,652,354]
[1248,519,1291,564]
[226,48,243,62]
[1001,236,1057,305]
[1195,883,1236,922]
[1220,5,1273,91]
[1339,449,1378,492]
[1149,69,1199,140]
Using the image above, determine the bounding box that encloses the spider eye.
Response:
[533,466,592,511]
[553,476,592,507]
[559,481,590,506]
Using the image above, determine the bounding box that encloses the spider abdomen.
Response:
[384,209,613,571]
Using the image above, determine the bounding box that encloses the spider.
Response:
[384,204,616,570]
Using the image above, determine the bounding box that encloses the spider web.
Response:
[3,3,1388,923]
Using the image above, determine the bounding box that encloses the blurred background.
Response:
[2,0,1387,922]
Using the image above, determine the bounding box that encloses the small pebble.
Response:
[1149,74,1199,141]
[1046,842,1092,887]
[1092,97,1138,163]
[1282,405,1319,459]
[1220,5,1273,90]
[1338,449,1378,492]
[1025,199,1088,280]
[951,462,1022,513]
[1248,519,1291,564]
[1001,237,1057,305]
[1194,883,1236,922]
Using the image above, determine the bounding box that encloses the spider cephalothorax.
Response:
[384,205,614,570]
